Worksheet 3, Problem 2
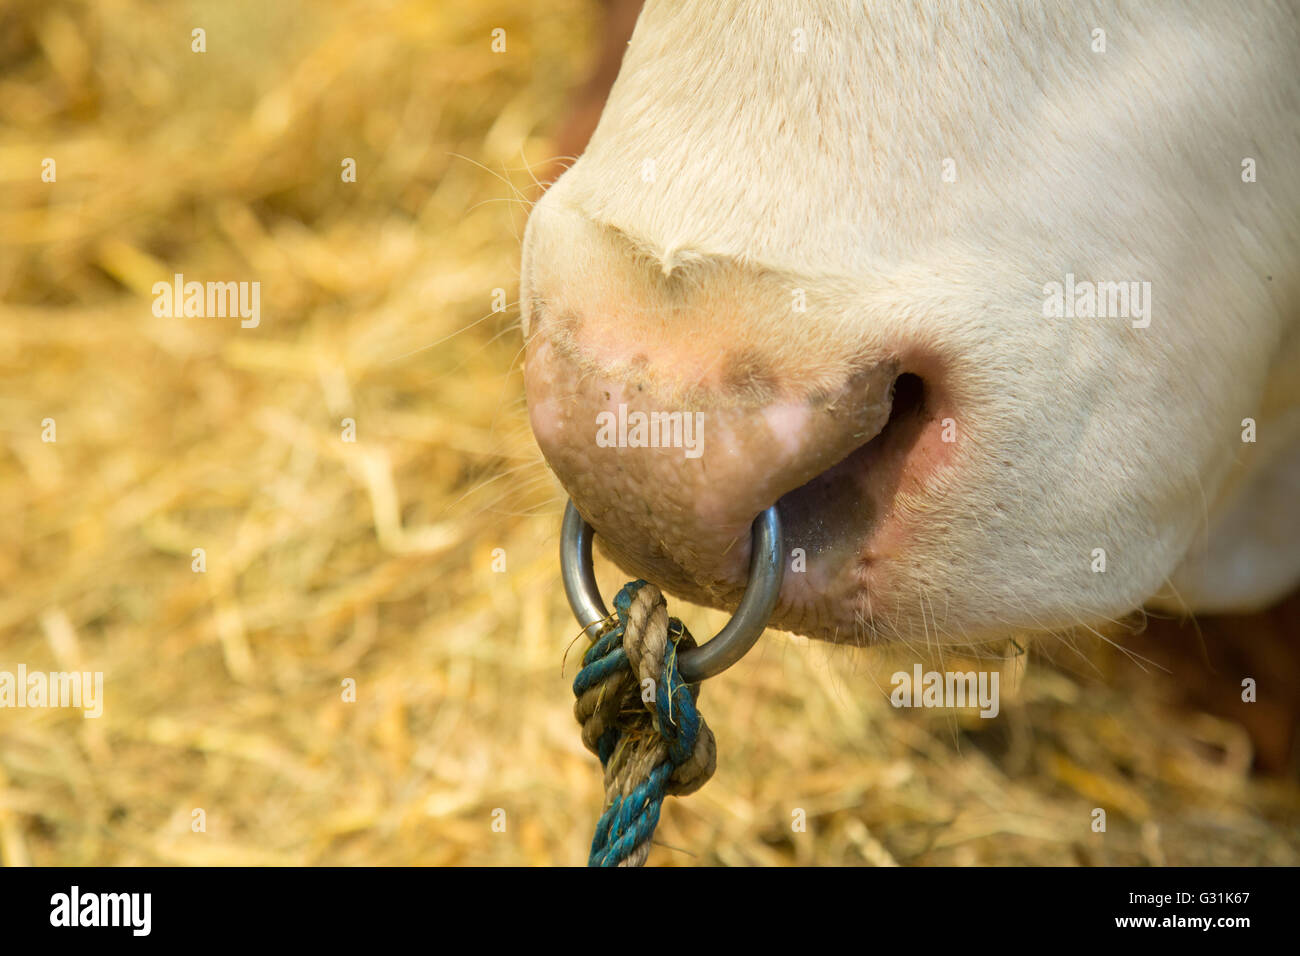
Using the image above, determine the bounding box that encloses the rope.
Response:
[572,580,716,866]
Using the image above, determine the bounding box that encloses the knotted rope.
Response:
[572,580,716,867]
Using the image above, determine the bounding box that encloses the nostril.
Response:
[890,373,926,423]
[775,372,934,565]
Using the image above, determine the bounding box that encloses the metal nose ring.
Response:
[560,500,785,682]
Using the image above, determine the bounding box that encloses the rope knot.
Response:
[572,580,717,866]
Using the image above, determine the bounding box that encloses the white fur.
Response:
[523,1,1300,642]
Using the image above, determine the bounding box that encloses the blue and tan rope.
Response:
[572,580,716,866]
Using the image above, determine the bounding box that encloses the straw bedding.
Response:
[1,0,1294,866]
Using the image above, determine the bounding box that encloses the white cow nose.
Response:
[520,196,958,638]
[525,296,950,632]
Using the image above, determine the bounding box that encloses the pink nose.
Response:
[525,316,913,619]
[519,200,958,636]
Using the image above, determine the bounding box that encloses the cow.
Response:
[520,1,1299,751]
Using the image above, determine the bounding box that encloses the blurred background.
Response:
[1,0,1295,866]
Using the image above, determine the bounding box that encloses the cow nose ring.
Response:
[559,499,784,682]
